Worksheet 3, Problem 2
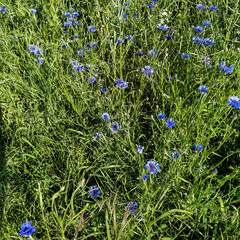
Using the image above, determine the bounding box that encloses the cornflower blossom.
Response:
[192,36,203,44]
[126,202,138,213]
[117,38,124,44]
[199,85,208,93]
[126,35,133,41]
[141,174,149,181]
[152,0,159,3]
[67,17,74,22]
[141,66,154,75]
[157,24,169,30]
[123,13,128,18]
[167,76,173,80]
[165,118,176,128]
[202,57,211,67]
[64,22,72,27]
[95,131,103,140]
[195,26,204,33]
[170,151,179,160]
[147,3,154,8]
[228,96,240,109]
[197,4,205,9]
[88,26,96,32]
[195,167,204,173]
[158,112,165,120]
[209,5,218,11]
[73,21,79,26]
[89,185,101,198]
[182,53,191,58]
[72,12,79,17]
[194,144,203,152]
[148,49,158,57]
[88,76,96,84]
[69,8,75,12]
[0,6,7,12]
[110,122,121,132]
[34,48,44,56]
[202,20,210,26]
[61,41,68,48]
[101,113,110,121]
[145,160,160,174]
[124,2,130,6]
[19,221,36,238]
[30,9,36,14]
[219,62,234,75]
[29,45,38,53]
[213,168,218,174]
[165,34,173,40]
[138,52,143,56]
[101,87,107,92]
[35,58,44,65]
[203,38,214,46]
[64,12,71,17]
[116,78,128,89]
[73,35,78,38]
[73,64,84,72]
[136,146,144,154]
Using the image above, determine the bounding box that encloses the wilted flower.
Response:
[158,112,165,120]
[165,118,176,128]
[126,201,138,213]
[228,96,240,109]
[209,5,218,11]
[101,87,107,92]
[141,174,149,181]
[102,113,110,121]
[157,24,169,30]
[170,151,179,160]
[192,36,203,44]
[89,185,101,198]
[145,160,160,174]
[30,9,36,14]
[141,66,154,75]
[182,53,191,58]
[203,38,214,46]
[136,146,144,154]
[202,20,210,26]
[117,78,128,89]
[197,4,205,9]
[19,221,36,238]
[195,26,204,33]
[110,122,121,132]
[88,25,96,32]
[194,144,203,152]
[199,85,208,93]
[148,49,158,57]
[219,62,234,75]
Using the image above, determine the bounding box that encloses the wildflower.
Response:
[195,167,204,173]
[35,57,44,65]
[152,0,159,3]
[123,13,128,18]
[71,60,79,67]
[117,78,128,89]
[192,36,203,44]
[126,35,133,41]
[197,4,205,10]
[165,118,176,128]
[138,52,143,56]
[67,17,74,22]
[19,221,36,238]
[157,24,169,30]
[101,113,110,121]
[0,6,7,12]
[228,96,240,109]
[64,12,71,17]
[167,76,173,80]
[209,5,218,11]
[117,38,124,44]
[64,22,72,27]
[88,76,96,84]
[148,49,158,57]
[34,48,44,56]
[202,57,211,67]
[73,35,78,38]
[92,42,97,48]
[87,64,95,70]
[61,41,68,48]
[101,87,107,92]
[72,12,79,17]
[158,112,165,120]
[203,38,214,46]
[136,146,144,154]
[147,3,154,8]
[77,50,85,56]
[124,2,130,6]
[145,160,160,174]
[194,144,203,152]
[110,122,121,132]
[69,8,75,12]
[73,21,79,26]
[141,174,149,181]
[73,64,84,72]
[165,34,173,40]
[29,45,38,53]
[195,26,204,33]
[95,131,103,140]
[89,185,101,198]
[126,202,138,213]
[202,20,210,26]
[133,13,139,18]
[170,151,179,160]
[213,168,218,174]
[141,66,154,75]
[199,85,208,93]
[219,62,234,75]
[182,53,191,58]
[30,9,36,14]
[88,25,96,32]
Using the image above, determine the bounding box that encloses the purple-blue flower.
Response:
[124,2,130,6]
[148,49,158,57]
[195,26,204,33]
[202,20,210,26]
[145,160,160,174]
[157,24,169,30]
[88,76,96,84]
[152,0,159,3]
[194,144,203,152]
[95,131,103,140]
[67,17,74,22]
[89,185,101,198]
[117,78,128,89]
[141,174,149,181]
[0,6,7,13]
[228,96,240,109]
[219,62,234,75]
[77,50,85,56]
[64,12,71,17]
[101,87,107,92]
[69,8,75,12]
[88,25,96,32]
[102,113,110,121]
[192,36,203,44]
[199,85,208,93]
[202,57,211,67]
[73,35,78,38]
[34,48,44,56]
[170,151,179,160]
[167,76,173,80]
[165,118,176,128]
[136,146,144,154]
[72,12,79,17]
[141,66,154,75]
[197,4,205,10]
[204,38,214,46]
[61,41,68,48]
[182,53,191,58]
[158,112,165,120]
[138,52,143,56]
[30,9,36,14]
[73,21,79,26]
[35,57,44,65]
[64,22,72,27]
[126,201,138,213]
[29,45,38,53]
[73,64,84,72]
[123,13,128,18]
[209,5,218,11]
[147,3,154,8]
[126,35,133,41]
[117,38,124,44]
[110,122,121,132]
[19,221,36,239]
[165,34,173,40]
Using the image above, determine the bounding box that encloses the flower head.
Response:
[195,26,204,33]
[89,185,101,198]
[192,36,203,44]
[101,87,107,92]
[194,144,203,152]
[197,4,205,10]
[203,38,214,46]
[117,38,124,44]
[88,25,96,32]
[34,48,44,56]
[136,146,144,154]
[110,122,121,132]
[88,76,96,84]
[228,96,240,109]
[138,52,143,56]
[69,8,75,12]
[64,12,71,17]
[19,221,36,239]
[77,50,84,56]
[165,118,176,128]
[64,21,72,27]
[141,66,154,75]
[35,57,44,65]
[0,6,7,13]
[61,41,68,48]
[101,113,110,121]
[29,45,38,53]
[219,62,234,75]
[123,13,128,18]
[209,5,218,11]
[145,160,160,174]
[126,35,133,41]
[95,131,104,140]
[202,20,210,26]
[148,49,158,57]
[170,151,179,160]
[30,9,36,14]
[126,201,138,213]
[73,64,84,72]
[199,85,208,93]
[202,57,211,67]
[117,78,128,89]
[157,24,169,30]
[158,112,165,120]
[73,21,79,26]
[147,3,154,8]
[72,12,79,17]
[124,2,130,6]
[141,174,149,181]
[182,53,191,58]
[67,17,74,22]
[165,34,173,40]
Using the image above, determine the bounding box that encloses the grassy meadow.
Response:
[0,0,240,239]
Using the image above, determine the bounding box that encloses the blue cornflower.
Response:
[64,12,71,17]
[88,25,96,32]
[148,49,158,57]
[141,66,154,75]
[35,57,44,65]
[158,112,165,120]
[136,146,144,154]
[202,57,211,67]
[34,48,44,56]
[192,36,203,44]
[0,6,7,12]
[167,76,173,80]
[182,53,191,58]
[64,22,72,27]
[145,160,160,174]
[126,35,133,41]
[95,131,103,140]
[77,50,85,56]
[138,52,143,56]
[101,87,107,92]
[110,122,121,132]
[194,144,203,152]
[195,166,204,173]
[73,64,84,72]
[209,5,218,11]
[165,118,176,128]
[19,221,36,238]
[88,76,96,84]
[123,13,128,18]
[69,8,75,12]
[124,2,130,6]
[133,12,139,18]
[89,185,101,198]
[203,38,214,46]
[117,78,128,89]
[152,0,159,3]
[219,62,234,75]
[202,20,210,26]
[29,45,38,53]
[73,21,79,26]
[61,41,68,48]
[195,26,204,33]
[73,35,78,38]
[147,3,154,8]
[30,9,36,14]
[117,38,124,44]
[228,96,240,109]
[197,4,205,10]
[199,85,208,93]
[102,113,110,121]
[71,60,79,67]
[165,34,173,40]
[157,24,169,30]
[170,151,179,160]
[141,174,149,181]
[67,17,74,22]
[92,42,97,48]
[72,12,79,17]
[126,201,138,213]
[87,64,95,70]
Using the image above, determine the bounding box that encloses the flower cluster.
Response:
[63,9,79,27]
[29,45,44,65]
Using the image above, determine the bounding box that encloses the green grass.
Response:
[0,0,240,239]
